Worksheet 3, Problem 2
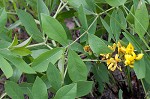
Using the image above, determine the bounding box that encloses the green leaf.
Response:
[135,2,149,37]
[118,9,127,29]
[10,67,22,82]
[17,9,43,42]
[76,81,93,97]
[88,16,97,35]
[88,34,112,54]
[67,0,94,14]
[0,27,12,42]
[14,37,32,48]
[126,6,134,24]
[0,50,36,74]
[92,63,109,83]
[110,9,121,41]
[11,47,32,56]
[0,55,13,78]
[134,57,146,79]
[31,49,49,59]
[69,40,84,52]
[47,63,62,91]
[31,48,64,72]
[26,0,37,9]
[41,14,68,46]
[8,35,18,49]
[41,75,51,89]
[85,0,96,12]
[105,0,127,7]
[0,40,11,49]
[32,77,48,99]
[5,81,24,99]
[144,55,150,84]
[118,89,123,99]
[78,5,88,30]
[100,17,114,42]
[92,65,105,93]
[0,8,7,28]
[54,83,77,99]
[122,32,142,51]
[80,16,97,42]
[68,50,88,82]
[19,83,33,99]
[37,0,49,17]
[37,0,49,26]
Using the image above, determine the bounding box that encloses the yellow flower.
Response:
[100,53,110,59]
[129,65,134,68]
[124,60,131,66]
[110,64,117,71]
[101,42,144,70]
[124,54,134,62]
[84,45,92,52]
[116,42,126,54]
[126,43,134,54]
[136,53,144,60]
[124,48,143,68]
[115,54,121,62]
[106,54,122,71]
[108,43,116,51]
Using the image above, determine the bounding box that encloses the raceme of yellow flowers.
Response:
[84,42,143,71]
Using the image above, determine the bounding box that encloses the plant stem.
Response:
[60,0,81,27]
[26,42,45,48]
[127,67,133,93]
[53,1,63,18]
[63,65,68,78]
[65,7,115,48]
[0,93,7,99]
[82,59,106,62]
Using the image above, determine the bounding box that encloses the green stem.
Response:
[26,42,45,48]
[12,0,17,11]
[127,67,133,93]
[82,59,106,62]
[53,1,63,18]
[65,7,115,48]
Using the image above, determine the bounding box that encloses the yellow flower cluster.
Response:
[101,42,143,71]
[124,43,143,68]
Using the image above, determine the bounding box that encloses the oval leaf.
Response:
[0,55,13,78]
[47,63,62,91]
[135,2,149,37]
[76,81,93,97]
[17,9,43,42]
[54,83,77,99]
[105,0,127,7]
[67,0,94,14]
[32,77,48,99]
[31,48,64,72]
[37,0,49,17]
[68,50,88,82]
[0,50,36,74]
[0,8,7,28]
[41,14,68,46]
[88,34,112,54]
[5,81,24,99]
[134,57,146,79]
